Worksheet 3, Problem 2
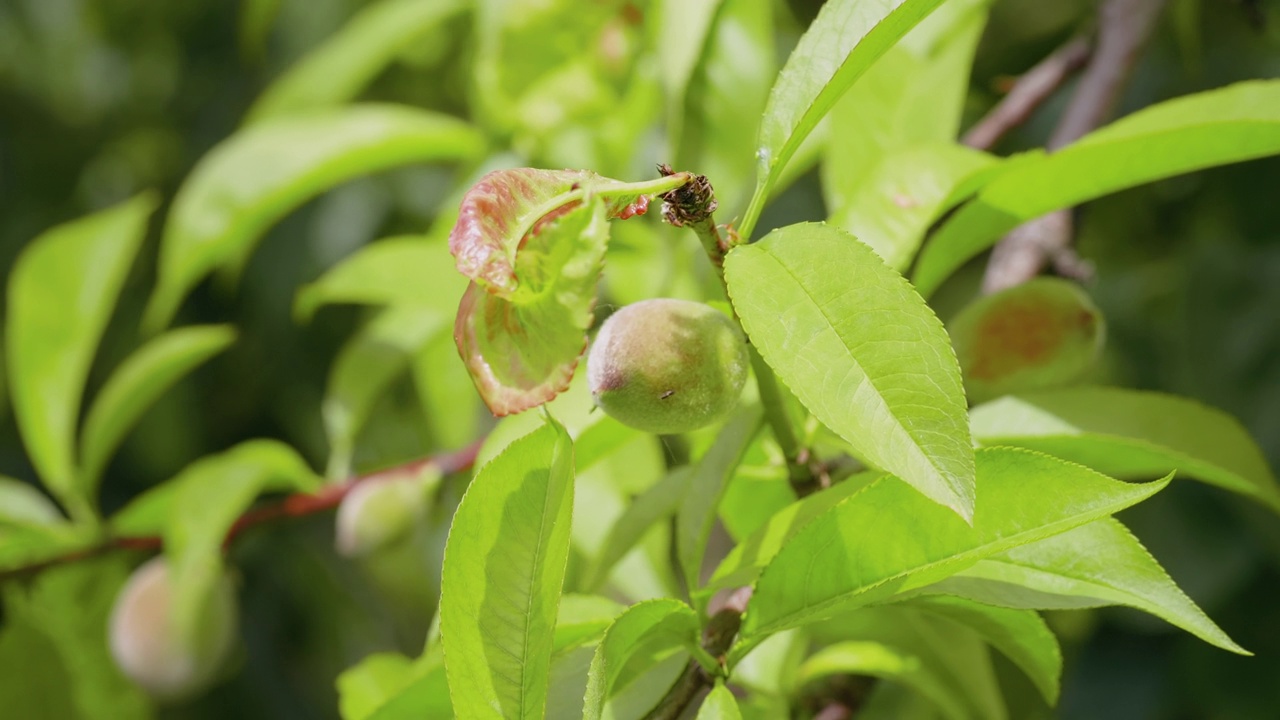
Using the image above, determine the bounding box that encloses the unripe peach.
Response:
[334,466,440,558]
[587,299,748,434]
[108,557,238,701]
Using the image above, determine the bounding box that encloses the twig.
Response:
[658,165,819,493]
[0,440,483,582]
[962,36,1093,152]
[982,0,1168,294]
[645,587,752,720]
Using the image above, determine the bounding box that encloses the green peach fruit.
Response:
[587,298,748,434]
[108,557,238,701]
[948,277,1105,403]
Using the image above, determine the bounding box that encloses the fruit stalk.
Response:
[658,165,816,491]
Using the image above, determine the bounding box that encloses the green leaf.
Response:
[725,222,975,519]
[734,448,1169,658]
[0,476,63,525]
[294,237,465,322]
[912,79,1280,298]
[948,278,1104,403]
[142,105,485,331]
[828,144,997,271]
[697,682,743,719]
[795,642,969,720]
[6,193,156,520]
[657,0,724,122]
[338,653,418,720]
[702,472,885,597]
[246,0,467,124]
[0,557,152,718]
[345,651,454,720]
[324,307,446,478]
[553,594,627,655]
[741,0,949,235]
[0,522,96,573]
[969,388,1280,512]
[413,331,482,450]
[582,598,701,720]
[803,606,1006,720]
[676,408,762,597]
[927,517,1248,654]
[582,467,689,592]
[108,481,180,537]
[822,0,988,214]
[164,440,318,652]
[79,325,237,494]
[673,0,775,215]
[440,420,575,718]
[901,596,1061,705]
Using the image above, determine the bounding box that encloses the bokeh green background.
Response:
[1,0,1278,717]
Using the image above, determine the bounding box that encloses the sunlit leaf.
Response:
[6,193,156,520]
[794,642,967,720]
[948,278,1104,403]
[294,237,465,322]
[164,440,318,653]
[582,598,702,720]
[696,682,742,719]
[553,594,627,655]
[337,653,417,720]
[703,472,884,597]
[970,388,1280,512]
[820,0,987,208]
[440,420,574,718]
[0,557,151,718]
[0,522,96,573]
[725,222,975,519]
[324,307,445,478]
[582,468,690,592]
[742,0,949,234]
[900,595,1061,704]
[913,79,1280,297]
[927,517,1248,654]
[143,106,485,331]
[673,0,775,215]
[829,143,996,271]
[734,448,1168,659]
[246,0,468,124]
[0,476,63,525]
[803,605,1006,720]
[676,408,762,597]
[79,325,237,494]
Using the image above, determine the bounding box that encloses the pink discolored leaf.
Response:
[448,167,674,415]
[454,199,609,415]
[448,168,653,296]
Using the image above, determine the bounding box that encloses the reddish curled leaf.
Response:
[448,168,651,296]
[448,168,668,415]
[450,168,594,294]
[454,200,609,415]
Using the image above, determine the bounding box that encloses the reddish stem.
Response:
[1,440,483,582]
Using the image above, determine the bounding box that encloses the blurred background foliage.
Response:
[0,0,1278,717]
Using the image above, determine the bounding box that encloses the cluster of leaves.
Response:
[1,0,1279,718]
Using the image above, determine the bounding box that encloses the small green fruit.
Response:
[587,298,748,433]
[108,557,238,701]
[335,465,440,557]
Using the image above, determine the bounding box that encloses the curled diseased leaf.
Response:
[449,168,679,416]
[449,168,650,296]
